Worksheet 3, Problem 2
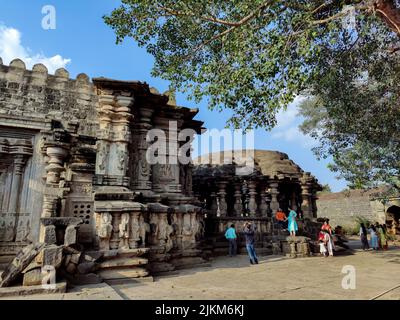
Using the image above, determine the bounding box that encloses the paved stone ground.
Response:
[2,240,400,300]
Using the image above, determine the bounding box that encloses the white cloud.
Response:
[0,24,71,73]
[270,96,318,148]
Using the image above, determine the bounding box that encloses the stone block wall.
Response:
[317,190,386,230]
[0,58,98,136]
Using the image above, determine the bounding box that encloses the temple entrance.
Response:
[386,205,400,235]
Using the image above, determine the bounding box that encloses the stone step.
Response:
[98,257,148,270]
[86,248,149,261]
[98,267,151,281]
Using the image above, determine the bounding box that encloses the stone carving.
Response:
[119,213,130,249]
[97,212,113,250]
[182,213,197,250]
[171,212,183,249]
[0,242,45,287]
[139,214,150,248]
[129,212,140,249]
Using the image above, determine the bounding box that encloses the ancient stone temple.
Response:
[0,58,206,286]
[0,57,324,290]
[193,150,322,255]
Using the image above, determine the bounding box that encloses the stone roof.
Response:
[193,149,319,183]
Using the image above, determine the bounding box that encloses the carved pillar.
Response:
[152,116,182,193]
[128,211,141,249]
[94,91,134,186]
[248,180,257,217]
[8,155,26,214]
[110,212,121,249]
[210,191,218,215]
[132,107,154,192]
[41,143,69,218]
[311,190,318,218]
[259,184,269,217]
[233,182,243,216]
[269,182,280,214]
[217,181,227,217]
[301,184,313,219]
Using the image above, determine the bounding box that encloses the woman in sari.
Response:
[378,224,388,250]
[368,225,379,250]
[287,209,298,237]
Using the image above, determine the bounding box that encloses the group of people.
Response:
[224,222,259,265]
[318,219,335,257]
[275,208,299,236]
[224,207,300,265]
[359,222,389,251]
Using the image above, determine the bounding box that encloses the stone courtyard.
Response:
[2,239,399,300]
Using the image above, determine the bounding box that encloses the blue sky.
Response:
[0,0,348,191]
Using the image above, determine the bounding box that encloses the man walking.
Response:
[225,224,237,257]
[243,222,259,265]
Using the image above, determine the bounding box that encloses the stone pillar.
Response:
[259,185,269,217]
[128,211,141,249]
[95,91,134,186]
[132,107,154,192]
[217,181,227,217]
[210,192,218,215]
[8,155,26,214]
[110,212,121,249]
[311,191,318,219]
[301,184,313,219]
[233,182,243,216]
[152,116,182,193]
[45,145,69,184]
[269,182,280,214]
[41,144,69,219]
[248,180,257,217]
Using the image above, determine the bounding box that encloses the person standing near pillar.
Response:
[224,224,237,257]
[287,208,298,237]
[243,222,258,265]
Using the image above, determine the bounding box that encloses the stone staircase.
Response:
[88,248,153,285]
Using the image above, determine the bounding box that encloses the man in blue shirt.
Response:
[225,224,237,257]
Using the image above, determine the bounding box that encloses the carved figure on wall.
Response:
[139,152,150,177]
[139,214,150,247]
[129,213,140,248]
[4,220,14,242]
[98,212,113,250]
[119,212,130,249]
[182,213,195,250]
[97,144,108,172]
[116,149,127,172]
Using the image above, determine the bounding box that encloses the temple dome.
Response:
[193,149,316,181]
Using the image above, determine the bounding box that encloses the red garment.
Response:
[321,224,332,234]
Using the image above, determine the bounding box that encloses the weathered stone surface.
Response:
[22,268,44,286]
[0,243,45,287]
[98,257,148,269]
[41,217,83,227]
[43,226,57,245]
[70,253,81,265]
[64,225,77,246]
[0,281,67,298]
[68,273,102,285]
[98,267,149,280]
[42,245,63,269]
[65,262,77,274]
[148,262,175,274]
[77,262,96,274]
